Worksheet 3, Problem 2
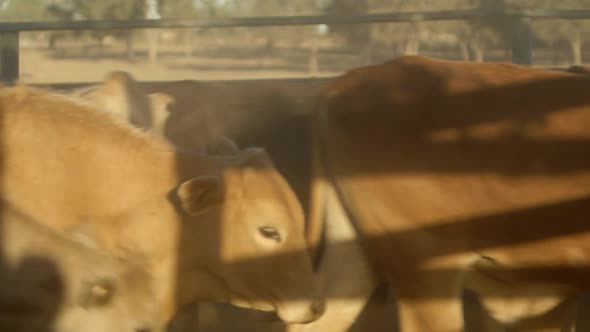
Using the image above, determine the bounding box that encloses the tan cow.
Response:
[67,75,290,332]
[0,84,323,326]
[294,55,590,332]
[0,201,158,332]
[141,72,390,332]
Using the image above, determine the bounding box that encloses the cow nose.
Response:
[276,296,326,324]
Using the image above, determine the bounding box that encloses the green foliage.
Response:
[0,0,46,21]
[72,0,144,20]
[160,0,196,18]
[509,0,590,63]
[324,0,369,46]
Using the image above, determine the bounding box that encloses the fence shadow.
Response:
[156,72,590,331]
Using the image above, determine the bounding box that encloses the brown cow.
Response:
[0,201,158,332]
[295,55,590,331]
[0,84,323,326]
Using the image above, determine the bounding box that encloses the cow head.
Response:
[55,262,160,332]
[75,143,323,325]
[0,206,161,332]
[174,147,324,324]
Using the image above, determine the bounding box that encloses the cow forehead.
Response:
[224,165,302,212]
[220,198,303,238]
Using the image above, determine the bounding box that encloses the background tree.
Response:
[458,0,512,61]
[366,0,476,61]
[522,0,590,64]
[44,0,145,59]
[325,0,370,50]
[0,0,45,21]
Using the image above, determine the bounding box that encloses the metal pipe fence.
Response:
[2,8,590,82]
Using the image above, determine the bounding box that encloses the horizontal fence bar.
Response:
[0,9,589,33]
[0,9,505,32]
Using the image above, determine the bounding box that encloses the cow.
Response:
[291,55,590,332]
[142,76,392,332]
[0,84,323,326]
[65,73,303,331]
[0,201,158,332]
[62,73,304,332]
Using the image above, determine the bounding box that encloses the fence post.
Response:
[0,32,19,84]
[511,16,532,65]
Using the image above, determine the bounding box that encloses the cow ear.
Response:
[177,176,224,216]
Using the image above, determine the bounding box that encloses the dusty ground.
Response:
[19,46,341,84]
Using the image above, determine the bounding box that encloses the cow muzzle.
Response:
[276,296,325,324]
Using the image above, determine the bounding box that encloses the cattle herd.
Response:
[1,55,590,332]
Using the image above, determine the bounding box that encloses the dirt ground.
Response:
[19,47,341,84]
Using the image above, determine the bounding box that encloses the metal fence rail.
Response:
[3,8,590,82]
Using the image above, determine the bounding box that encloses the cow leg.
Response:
[395,271,467,332]
[462,256,576,332]
[287,184,380,332]
[463,289,507,332]
[348,283,398,331]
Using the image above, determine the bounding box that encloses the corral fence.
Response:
[2,8,590,83]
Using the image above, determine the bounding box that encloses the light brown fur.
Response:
[69,71,173,139]
[303,56,590,331]
[0,84,322,325]
[67,77,295,332]
[0,201,158,332]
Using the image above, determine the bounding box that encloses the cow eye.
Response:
[79,279,116,309]
[258,226,281,242]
